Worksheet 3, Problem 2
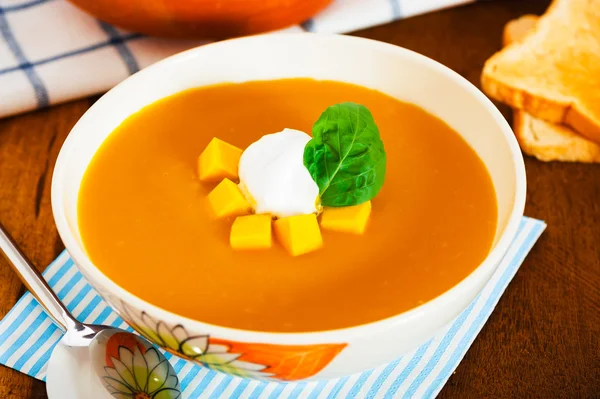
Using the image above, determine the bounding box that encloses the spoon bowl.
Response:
[0,223,182,399]
[46,337,98,399]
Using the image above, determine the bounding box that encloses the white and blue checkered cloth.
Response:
[0,0,477,119]
[0,217,545,398]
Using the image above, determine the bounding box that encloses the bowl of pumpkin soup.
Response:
[51,33,525,381]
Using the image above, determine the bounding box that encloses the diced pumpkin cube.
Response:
[274,214,323,256]
[207,178,251,219]
[198,137,243,182]
[230,214,272,250]
[320,201,371,234]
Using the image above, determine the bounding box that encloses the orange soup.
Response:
[78,79,497,333]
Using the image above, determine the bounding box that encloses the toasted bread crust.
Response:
[501,13,600,163]
[502,14,538,48]
[482,75,570,122]
[513,111,600,163]
[482,0,600,144]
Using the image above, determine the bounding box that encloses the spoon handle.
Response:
[0,223,74,332]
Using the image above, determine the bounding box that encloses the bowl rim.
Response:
[51,32,526,344]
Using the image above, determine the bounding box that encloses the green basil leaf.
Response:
[303,102,386,207]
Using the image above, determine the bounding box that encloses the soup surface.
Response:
[78,79,497,333]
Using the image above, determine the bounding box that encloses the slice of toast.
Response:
[503,14,600,163]
[513,111,600,163]
[482,0,600,145]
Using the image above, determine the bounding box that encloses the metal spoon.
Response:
[0,223,182,399]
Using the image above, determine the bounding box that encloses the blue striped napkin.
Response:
[0,216,545,398]
[0,0,476,119]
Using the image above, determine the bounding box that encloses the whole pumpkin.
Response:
[67,0,332,38]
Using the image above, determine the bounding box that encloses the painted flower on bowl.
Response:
[121,304,273,379]
[120,302,347,381]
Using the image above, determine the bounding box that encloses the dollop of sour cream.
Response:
[238,128,319,218]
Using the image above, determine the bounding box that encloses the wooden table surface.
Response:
[1,1,598,398]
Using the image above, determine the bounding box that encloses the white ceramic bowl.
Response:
[51,33,526,381]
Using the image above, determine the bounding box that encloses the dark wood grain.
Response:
[1,0,598,397]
